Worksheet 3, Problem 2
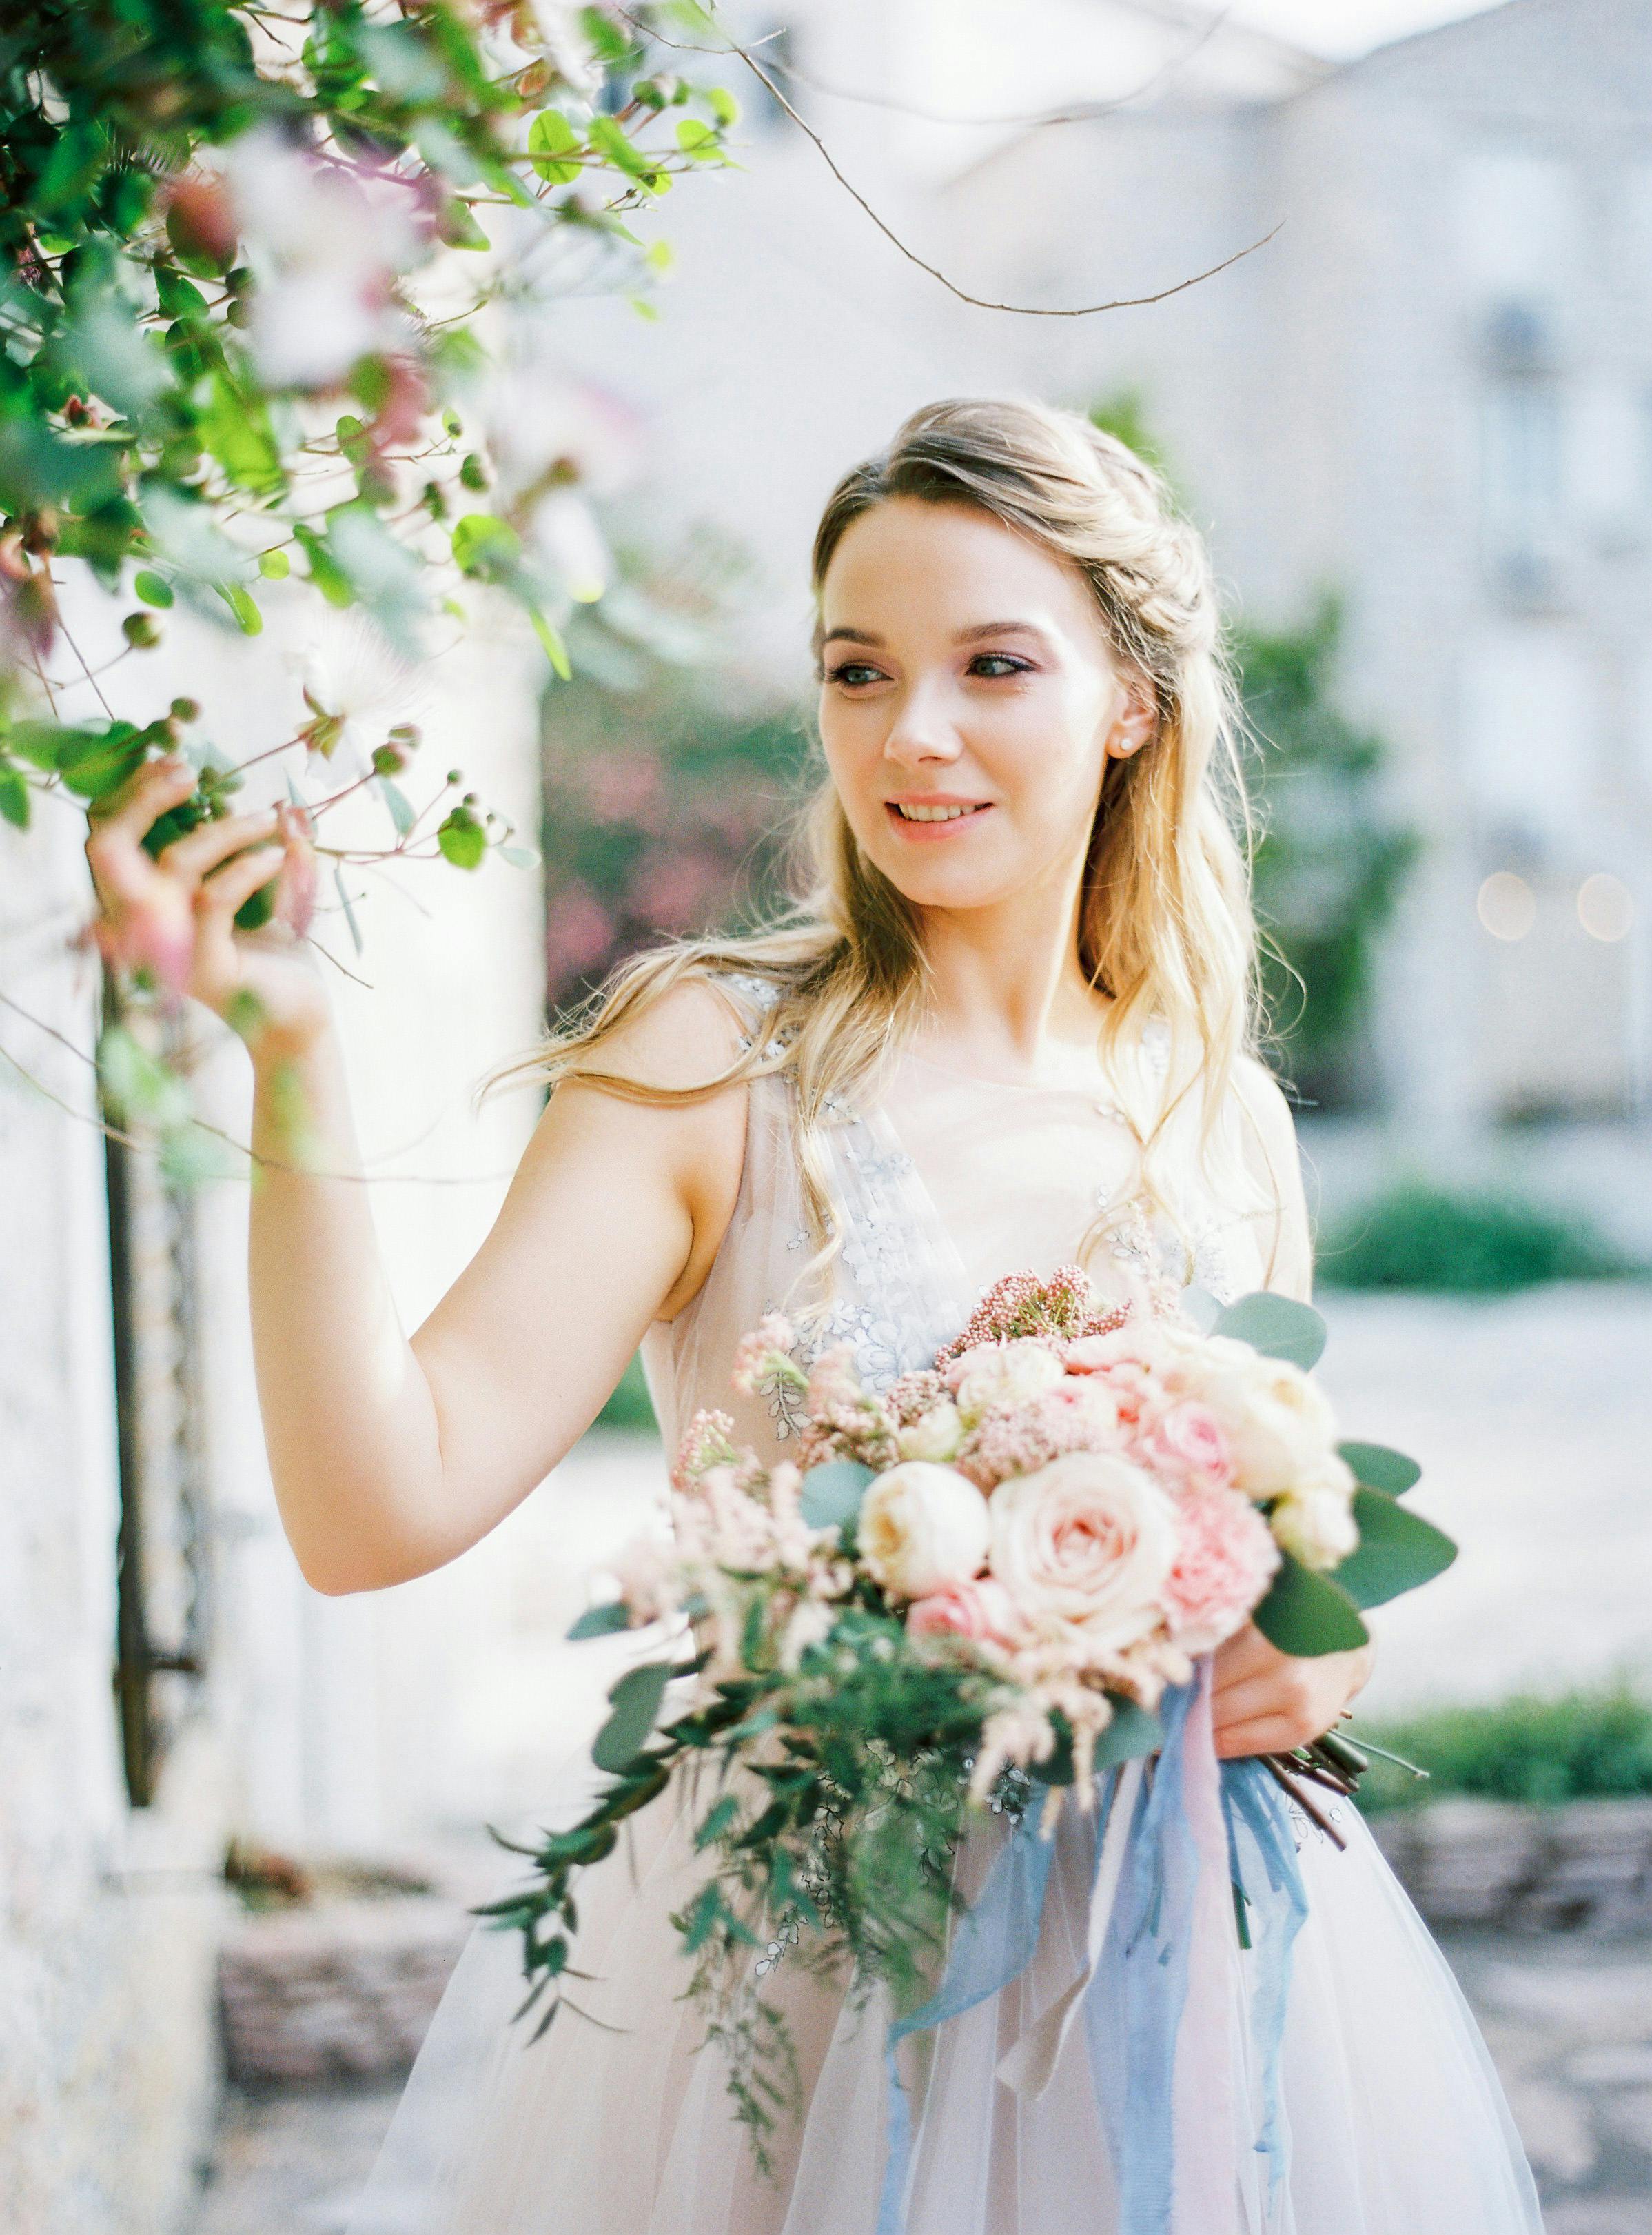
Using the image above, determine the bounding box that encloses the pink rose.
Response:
[1161,1488,1281,1652]
[1135,1399,1234,1493]
[906,1577,1018,1648]
[988,1452,1177,1654]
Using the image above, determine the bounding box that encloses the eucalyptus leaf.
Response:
[1338,1440,1422,1496]
[592,1659,675,1774]
[1329,1489,1456,1610]
[799,1459,873,1532]
[567,1600,631,1641]
[1092,1695,1164,1770]
[1252,1551,1369,1656]
[1210,1290,1327,1369]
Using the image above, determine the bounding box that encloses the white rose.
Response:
[1187,1343,1340,1498]
[859,1462,991,1599]
[897,1399,966,1464]
[988,1451,1178,1655]
[950,1339,1065,1426]
[1269,1455,1359,1570]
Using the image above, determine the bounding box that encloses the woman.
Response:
[88,399,1540,2232]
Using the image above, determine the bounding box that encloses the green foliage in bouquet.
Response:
[488,1590,1018,2167]
[482,1277,1460,2163]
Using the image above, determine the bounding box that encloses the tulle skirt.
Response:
[341,1739,1542,2235]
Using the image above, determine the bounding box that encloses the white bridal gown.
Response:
[345,977,1544,2235]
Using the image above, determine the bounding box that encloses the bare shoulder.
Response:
[569,969,754,1095]
[509,972,757,1319]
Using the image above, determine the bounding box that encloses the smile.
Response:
[887,800,992,825]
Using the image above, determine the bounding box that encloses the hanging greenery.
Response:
[0,0,737,1118]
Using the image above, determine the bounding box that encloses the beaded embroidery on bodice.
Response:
[640,975,1264,1472]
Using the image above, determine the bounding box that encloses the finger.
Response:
[85,754,196,842]
[196,842,284,918]
[1211,1626,1279,1695]
[85,758,200,909]
[1214,1715,1303,1760]
[1210,1671,1280,1726]
[158,808,281,888]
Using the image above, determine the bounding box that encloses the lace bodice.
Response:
[639,975,1281,1470]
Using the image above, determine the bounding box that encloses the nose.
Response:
[881,676,962,771]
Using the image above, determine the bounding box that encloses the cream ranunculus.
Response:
[948,1339,1065,1427]
[897,1398,966,1464]
[858,1462,991,1600]
[1269,1455,1359,1570]
[988,1451,1178,1654]
[1185,1341,1340,1499]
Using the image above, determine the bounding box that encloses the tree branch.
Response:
[622,8,1281,318]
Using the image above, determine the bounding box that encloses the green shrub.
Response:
[1356,1682,1652,1812]
[1319,1182,1642,1292]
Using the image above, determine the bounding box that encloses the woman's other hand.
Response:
[1210,1620,1374,1759]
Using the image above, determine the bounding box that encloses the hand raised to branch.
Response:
[85,757,329,1064]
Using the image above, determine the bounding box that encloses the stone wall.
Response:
[0,812,233,2235]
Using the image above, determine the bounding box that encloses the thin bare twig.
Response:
[621,8,1281,316]
[0,986,518,1186]
[768,8,1233,128]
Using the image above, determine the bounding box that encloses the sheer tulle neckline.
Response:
[899,1042,1122,1104]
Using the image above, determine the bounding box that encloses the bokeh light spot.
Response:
[1477,871,1535,941]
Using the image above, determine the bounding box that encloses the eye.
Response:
[826,660,886,689]
[968,653,1035,679]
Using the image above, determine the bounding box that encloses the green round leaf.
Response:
[567,1600,631,1641]
[592,1659,675,1774]
[1092,1695,1164,1770]
[437,809,487,869]
[799,1459,873,1532]
[1252,1552,1369,1656]
[133,569,174,608]
[1329,1488,1457,1610]
[1210,1291,1327,1370]
[258,548,292,580]
[1338,1440,1422,1496]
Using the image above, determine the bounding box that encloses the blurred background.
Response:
[3,1,1651,2229]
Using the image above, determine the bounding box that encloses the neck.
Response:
[912,852,1108,1071]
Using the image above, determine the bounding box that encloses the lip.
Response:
[883,796,995,841]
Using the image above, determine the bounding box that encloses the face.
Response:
[815,497,1153,916]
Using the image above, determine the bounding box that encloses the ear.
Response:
[1105,677,1157,761]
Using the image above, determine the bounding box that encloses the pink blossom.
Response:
[1160,1488,1281,1653]
[730,1311,795,1396]
[906,1577,1018,1648]
[1134,1399,1234,1493]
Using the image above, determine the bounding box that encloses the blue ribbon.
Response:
[871,1688,1311,2234]
[874,1785,1064,2233]
[1085,1681,1201,2234]
[1221,1760,1310,2192]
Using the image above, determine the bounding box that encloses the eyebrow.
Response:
[817,619,1052,650]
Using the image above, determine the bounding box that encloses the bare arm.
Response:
[88,757,747,1595]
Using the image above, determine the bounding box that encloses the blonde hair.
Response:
[505,396,1275,1290]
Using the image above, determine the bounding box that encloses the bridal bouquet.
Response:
[485,1268,1456,2160]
